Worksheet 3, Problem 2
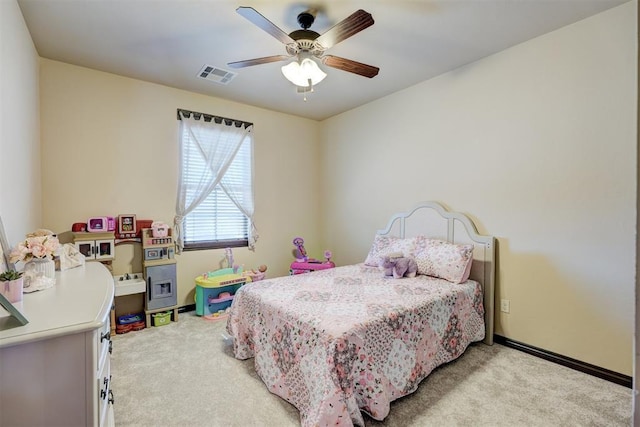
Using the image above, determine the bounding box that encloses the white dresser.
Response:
[0,262,115,426]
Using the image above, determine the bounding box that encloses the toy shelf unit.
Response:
[141,227,175,267]
[142,227,178,327]
[195,268,247,320]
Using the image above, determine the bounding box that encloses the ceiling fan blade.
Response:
[315,9,374,49]
[228,55,291,69]
[322,55,379,78]
[236,7,294,45]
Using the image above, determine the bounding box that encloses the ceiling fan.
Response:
[228,6,379,89]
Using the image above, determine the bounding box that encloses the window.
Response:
[176,109,255,251]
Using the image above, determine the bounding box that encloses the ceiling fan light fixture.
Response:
[281,57,326,87]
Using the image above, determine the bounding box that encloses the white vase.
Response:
[23,257,56,292]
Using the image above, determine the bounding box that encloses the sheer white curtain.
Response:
[174,112,256,252]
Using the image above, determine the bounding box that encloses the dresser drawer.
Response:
[97,318,112,370]
[97,355,111,427]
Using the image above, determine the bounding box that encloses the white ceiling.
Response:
[18,0,629,121]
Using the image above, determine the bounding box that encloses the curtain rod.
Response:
[177,108,253,129]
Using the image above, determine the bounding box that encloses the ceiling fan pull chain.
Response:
[303,79,315,101]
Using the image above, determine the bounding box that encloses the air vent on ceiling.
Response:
[197,65,236,85]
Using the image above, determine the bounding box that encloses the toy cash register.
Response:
[289,237,335,275]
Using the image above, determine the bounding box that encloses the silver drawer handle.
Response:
[100,377,109,400]
[108,375,114,404]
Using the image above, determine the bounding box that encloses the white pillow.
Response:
[363,235,416,267]
[413,236,474,283]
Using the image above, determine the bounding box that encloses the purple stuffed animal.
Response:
[379,255,418,279]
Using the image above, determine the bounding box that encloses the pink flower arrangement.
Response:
[9,229,60,263]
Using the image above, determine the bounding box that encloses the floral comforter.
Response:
[226,264,485,426]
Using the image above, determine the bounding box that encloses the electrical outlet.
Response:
[501,299,510,313]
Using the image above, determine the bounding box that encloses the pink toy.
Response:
[151,221,169,238]
[290,260,335,274]
[293,237,308,261]
[290,237,334,274]
[87,216,115,232]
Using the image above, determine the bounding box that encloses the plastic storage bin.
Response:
[152,311,172,326]
[116,312,146,334]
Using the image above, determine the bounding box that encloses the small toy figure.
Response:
[222,247,242,273]
[293,237,308,261]
[225,248,235,269]
[242,264,267,282]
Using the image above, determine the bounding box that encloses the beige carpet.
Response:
[111,312,631,426]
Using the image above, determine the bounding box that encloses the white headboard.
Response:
[377,201,495,345]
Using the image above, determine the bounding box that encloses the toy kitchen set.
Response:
[72,216,178,331]
[140,223,178,327]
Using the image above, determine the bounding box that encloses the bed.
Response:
[226,202,495,426]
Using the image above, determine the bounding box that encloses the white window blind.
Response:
[179,115,253,249]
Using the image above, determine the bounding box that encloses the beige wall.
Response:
[39,60,321,306]
[0,0,41,246]
[321,2,636,376]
